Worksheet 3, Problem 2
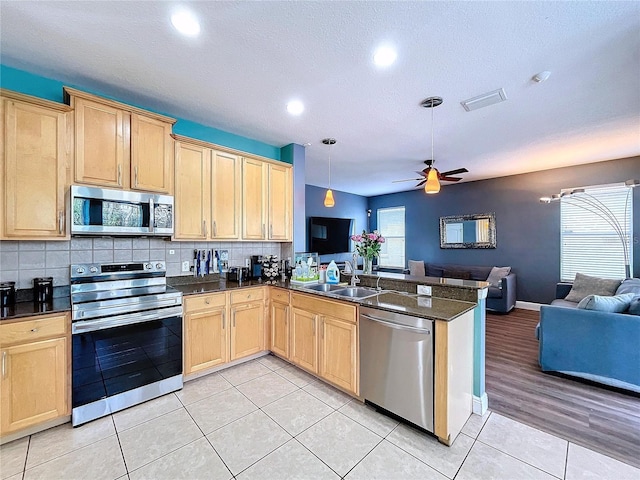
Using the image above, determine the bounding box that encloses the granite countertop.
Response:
[364,271,491,291]
[0,296,72,322]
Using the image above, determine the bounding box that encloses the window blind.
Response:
[560,185,633,281]
[377,207,405,268]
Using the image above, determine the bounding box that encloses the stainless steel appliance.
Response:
[250,255,263,279]
[71,185,174,236]
[70,261,183,426]
[33,277,54,303]
[359,306,434,432]
[226,266,249,282]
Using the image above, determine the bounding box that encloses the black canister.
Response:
[33,277,54,303]
[0,281,16,307]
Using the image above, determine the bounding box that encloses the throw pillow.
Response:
[408,260,425,276]
[615,278,640,296]
[486,266,511,287]
[444,269,471,280]
[576,293,636,313]
[628,297,640,316]
[564,273,622,303]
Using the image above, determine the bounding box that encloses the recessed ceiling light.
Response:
[373,46,397,67]
[532,71,551,83]
[171,9,200,37]
[286,100,304,116]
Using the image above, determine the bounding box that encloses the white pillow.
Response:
[486,266,511,287]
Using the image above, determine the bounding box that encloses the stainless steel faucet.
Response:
[348,253,360,287]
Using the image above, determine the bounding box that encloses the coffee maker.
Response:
[250,255,263,279]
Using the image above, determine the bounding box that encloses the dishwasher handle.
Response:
[361,313,431,334]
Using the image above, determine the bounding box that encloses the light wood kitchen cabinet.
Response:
[65,87,175,194]
[242,157,267,240]
[1,91,72,240]
[0,313,70,436]
[269,289,290,359]
[211,151,241,239]
[174,142,210,240]
[184,293,228,375]
[267,163,292,241]
[289,307,318,373]
[319,315,358,394]
[230,288,265,361]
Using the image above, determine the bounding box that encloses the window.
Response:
[561,184,633,281]
[377,207,405,268]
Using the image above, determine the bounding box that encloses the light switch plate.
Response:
[181,261,190,272]
[417,285,432,296]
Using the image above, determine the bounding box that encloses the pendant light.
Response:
[421,96,443,194]
[323,138,336,207]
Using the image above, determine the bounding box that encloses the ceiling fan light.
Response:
[324,189,335,207]
[425,169,440,194]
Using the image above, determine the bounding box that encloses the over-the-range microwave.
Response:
[70,185,174,236]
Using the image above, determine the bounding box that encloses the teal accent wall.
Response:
[0,65,283,162]
[474,297,486,399]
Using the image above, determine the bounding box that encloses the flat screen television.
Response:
[308,216,353,255]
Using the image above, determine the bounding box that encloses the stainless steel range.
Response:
[70,261,183,426]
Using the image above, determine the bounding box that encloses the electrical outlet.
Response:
[181,261,191,272]
[168,249,175,255]
[417,285,432,296]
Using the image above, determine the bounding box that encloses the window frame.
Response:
[376,206,405,269]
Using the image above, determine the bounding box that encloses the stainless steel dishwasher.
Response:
[359,306,434,432]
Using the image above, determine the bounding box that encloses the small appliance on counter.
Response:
[33,277,54,303]
[250,255,263,279]
[0,281,16,307]
[226,267,249,282]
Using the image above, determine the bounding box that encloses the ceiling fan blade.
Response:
[416,179,426,187]
[392,178,422,183]
[439,167,468,177]
[416,170,428,176]
[439,176,462,182]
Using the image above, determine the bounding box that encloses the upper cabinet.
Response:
[174,141,211,240]
[1,91,72,240]
[267,163,292,241]
[65,87,175,194]
[211,151,241,239]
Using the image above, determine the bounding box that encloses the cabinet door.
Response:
[319,316,358,394]
[290,308,318,373]
[184,306,228,375]
[230,301,265,361]
[211,151,241,239]
[74,97,124,188]
[270,301,289,359]
[268,164,291,241]
[242,158,267,240]
[174,142,210,240]
[131,113,173,193]
[0,337,68,435]
[3,100,69,239]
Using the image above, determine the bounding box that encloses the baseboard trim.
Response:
[516,301,542,311]
[473,393,488,415]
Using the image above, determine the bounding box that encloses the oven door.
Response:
[72,310,182,425]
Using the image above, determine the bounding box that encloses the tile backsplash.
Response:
[0,239,292,289]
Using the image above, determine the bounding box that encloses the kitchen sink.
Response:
[303,283,344,292]
[331,287,379,299]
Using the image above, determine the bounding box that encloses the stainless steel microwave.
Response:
[70,185,174,236]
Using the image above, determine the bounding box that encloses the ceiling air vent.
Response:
[460,88,507,112]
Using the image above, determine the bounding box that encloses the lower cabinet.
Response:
[290,292,358,395]
[230,300,265,361]
[269,288,290,359]
[0,313,70,436]
[184,292,228,375]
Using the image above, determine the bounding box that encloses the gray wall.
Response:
[368,157,640,304]
[305,185,369,265]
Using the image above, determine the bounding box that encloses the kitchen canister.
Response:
[33,277,54,303]
[0,281,16,307]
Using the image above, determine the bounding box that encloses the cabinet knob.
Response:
[205,298,211,305]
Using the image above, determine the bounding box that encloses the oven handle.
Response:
[72,306,183,334]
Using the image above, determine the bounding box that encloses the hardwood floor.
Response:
[485,308,640,468]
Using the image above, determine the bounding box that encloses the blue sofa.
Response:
[537,283,640,393]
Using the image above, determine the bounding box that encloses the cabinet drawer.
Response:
[0,313,68,345]
[270,288,290,304]
[184,292,226,312]
[291,292,356,323]
[230,288,264,304]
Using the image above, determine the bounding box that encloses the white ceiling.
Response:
[1,1,639,197]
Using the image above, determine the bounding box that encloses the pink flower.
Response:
[378,236,385,243]
[367,233,377,241]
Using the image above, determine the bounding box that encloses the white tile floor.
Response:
[2,355,639,480]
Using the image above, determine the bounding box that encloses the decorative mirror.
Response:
[439,212,496,249]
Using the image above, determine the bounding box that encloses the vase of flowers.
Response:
[350,230,385,275]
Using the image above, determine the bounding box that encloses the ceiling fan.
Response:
[393,159,469,188]
[393,96,469,193]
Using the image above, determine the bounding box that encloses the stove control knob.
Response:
[89,266,98,273]
[156,263,163,269]
[76,267,85,274]
[145,263,152,270]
